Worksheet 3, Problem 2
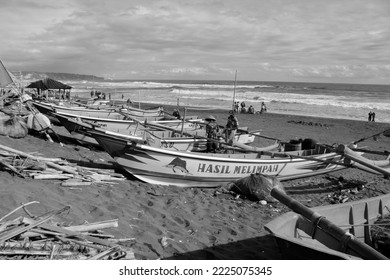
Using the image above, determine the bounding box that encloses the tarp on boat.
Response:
[26,78,72,90]
[229,174,285,202]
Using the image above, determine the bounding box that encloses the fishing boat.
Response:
[54,113,260,151]
[53,112,207,150]
[87,128,365,187]
[51,110,200,132]
[264,189,390,259]
[32,100,165,120]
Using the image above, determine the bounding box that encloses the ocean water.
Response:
[32,79,390,123]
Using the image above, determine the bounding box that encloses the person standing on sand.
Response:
[224,114,239,145]
[205,115,220,152]
[260,102,267,114]
[240,101,246,113]
[372,111,376,122]
[368,111,372,122]
[234,102,239,113]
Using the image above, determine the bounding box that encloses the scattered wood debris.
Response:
[0,143,125,186]
[287,119,334,128]
[0,202,135,260]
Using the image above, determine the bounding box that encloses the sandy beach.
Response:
[1,104,390,260]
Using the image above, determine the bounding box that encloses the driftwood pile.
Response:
[0,143,126,187]
[0,202,135,260]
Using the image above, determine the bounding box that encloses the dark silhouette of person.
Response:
[205,115,220,152]
[224,114,239,145]
[172,109,181,119]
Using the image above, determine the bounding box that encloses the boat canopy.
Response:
[26,77,72,90]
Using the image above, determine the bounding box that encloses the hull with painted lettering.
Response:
[89,129,356,187]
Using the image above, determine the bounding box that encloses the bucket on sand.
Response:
[284,140,301,151]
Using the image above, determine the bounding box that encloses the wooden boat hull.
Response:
[89,130,348,187]
[54,112,206,147]
[32,101,164,120]
[53,111,198,131]
[54,112,257,150]
[264,193,390,259]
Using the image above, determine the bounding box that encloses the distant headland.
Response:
[10,71,105,81]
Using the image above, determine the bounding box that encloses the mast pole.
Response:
[232,70,237,112]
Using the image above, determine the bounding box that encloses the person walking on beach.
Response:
[234,102,239,113]
[240,101,246,113]
[368,111,372,122]
[260,102,267,114]
[224,114,239,145]
[371,111,376,122]
[205,115,220,152]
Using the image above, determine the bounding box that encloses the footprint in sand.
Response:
[173,216,191,228]
[208,235,217,244]
[88,205,105,217]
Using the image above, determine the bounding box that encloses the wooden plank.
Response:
[0,144,62,162]
[64,219,119,232]
[61,180,92,187]
[33,174,74,180]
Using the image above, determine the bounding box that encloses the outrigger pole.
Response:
[232,70,237,112]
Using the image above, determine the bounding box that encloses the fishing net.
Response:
[371,214,390,258]
[0,115,28,138]
[229,174,285,202]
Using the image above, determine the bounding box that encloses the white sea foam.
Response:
[38,79,390,123]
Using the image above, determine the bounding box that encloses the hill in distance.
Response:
[11,71,105,82]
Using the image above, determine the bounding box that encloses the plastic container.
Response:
[284,140,302,151]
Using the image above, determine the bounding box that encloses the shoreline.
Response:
[139,101,389,126]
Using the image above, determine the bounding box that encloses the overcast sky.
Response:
[1,0,389,83]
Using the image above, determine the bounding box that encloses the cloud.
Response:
[1,0,390,83]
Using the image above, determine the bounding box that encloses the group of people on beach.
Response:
[368,111,376,122]
[171,108,239,152]
[204,113,239,152]
[233,101,267,114]
[90,90,111,100]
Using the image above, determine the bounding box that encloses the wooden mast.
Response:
[232,70,237,112]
